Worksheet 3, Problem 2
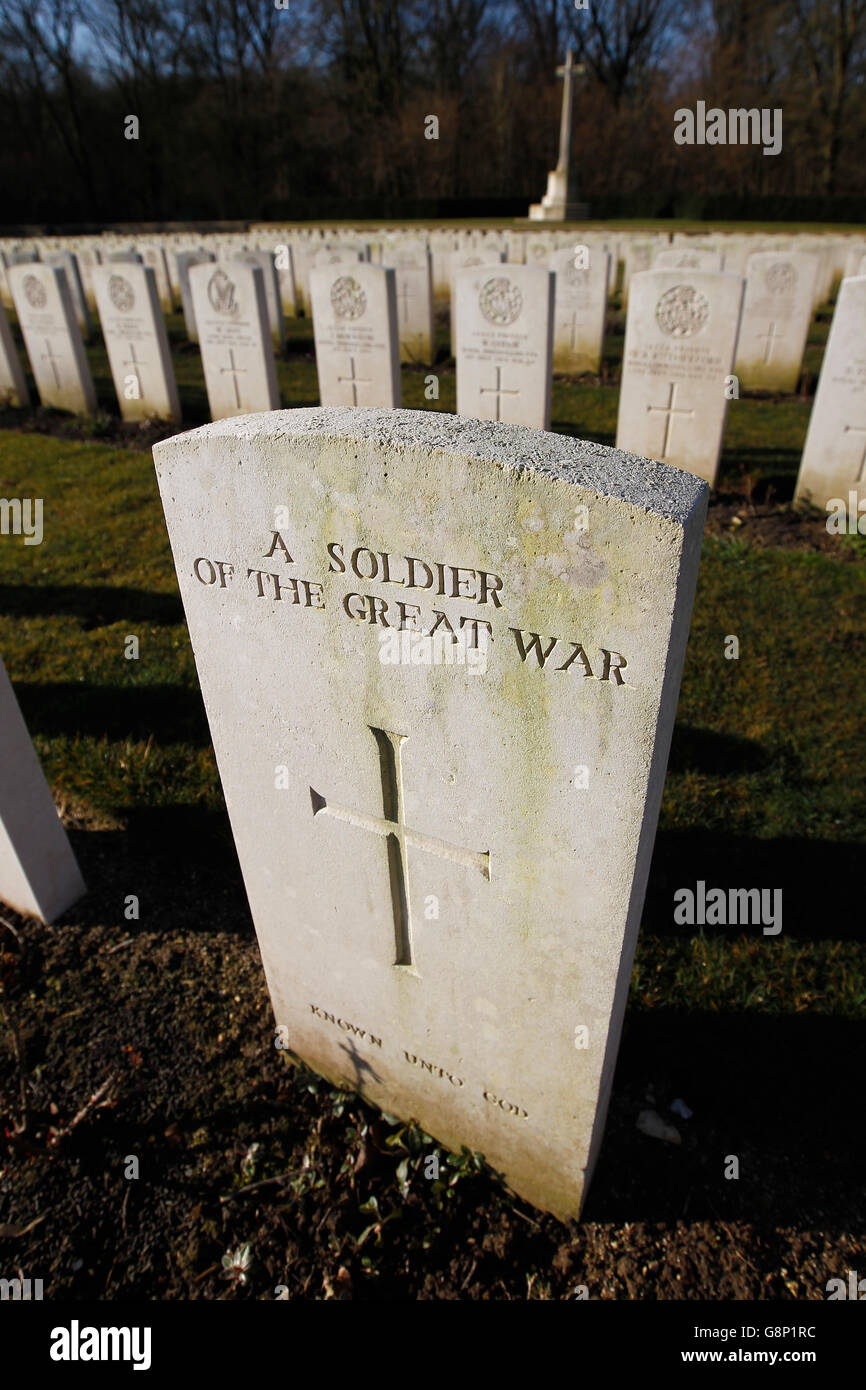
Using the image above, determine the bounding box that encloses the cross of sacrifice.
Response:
[311,726,490,971]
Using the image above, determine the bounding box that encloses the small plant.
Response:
[221,1243,252,1288]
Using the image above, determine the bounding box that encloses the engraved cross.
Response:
[337,355,372,406]
[479,366,520,421]
[311,727,490,972]
[40,340,62,389]
[646,381,695,460]
[844,424,866,483]
[757,321,785,364]
[219,348,247,409]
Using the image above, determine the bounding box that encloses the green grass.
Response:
[1,426,863,1024]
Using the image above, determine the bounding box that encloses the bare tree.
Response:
[788,0,866,195]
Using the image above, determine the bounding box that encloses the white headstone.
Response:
[310,263,401,409]
[177,250,216,342]
[45,251,91,337]
[795,275,866,514]
[0,301,30,407]
[551,247,610,375]
[382,244,434,365]
[455,265,554,430]
[152,406,707,1220]
[654,248,724,273]
[93,264,180,423]
[8,264,97,414]
[189,261,280,421]
[616,269,745,487]
[138,243,175,313]
[0,654,86,923]
[233,250,285,350]
[735,251,818,392]
[449,251,505,355]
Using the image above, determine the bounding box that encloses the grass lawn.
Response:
[0,292,863,1300]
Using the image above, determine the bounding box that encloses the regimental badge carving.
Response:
[655,284,710,338]
[330,275,367,320]
[765,262,796,295]
[207,269,238,315]
[676,253,701,268]
[108,275,135,313]
[23,274,47,310]
[479,276,523,327]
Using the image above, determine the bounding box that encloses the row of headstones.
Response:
[1,235,861,509]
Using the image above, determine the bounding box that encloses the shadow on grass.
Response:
[0,582,183,626]
[66,806,253,938]
[645,828,863,941]
[14,680,210,746]
[587,1007,864,1230]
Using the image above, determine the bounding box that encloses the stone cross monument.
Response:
[529,49,588,221]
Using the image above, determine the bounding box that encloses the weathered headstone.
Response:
[0,654,86,922]
[152,406,707,1220]
[616,269,745,486]
[734,250,818,392]
[189,261,280,420]
[795,275,866,514]
[310,263,401,408]
[93,264,180,423]
[0,301,30,407]
[8,263,97,414]
[551,247,610,375]
[455,265,554,429]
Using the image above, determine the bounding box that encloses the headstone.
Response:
[45,251,91,337]
[177,249,216,343]
[0,301,30,407]
[310,263,401,408]
[138,243,175,313]
[107,251,144,265]
[551,247,610,375]
[93,264,180,423]
[654,248,724,273]
[189,261,280,420]
[269,240,298,317]
[382,243,434,365]
[449,251,504,355]
[616,269,745,487]
[152,406,707,1220]
[8,263,97,414]
[795,275,866,513]
[455,264,554,429]
[0,654,86,922]
[734,250,818,392]
[233,249,285,350]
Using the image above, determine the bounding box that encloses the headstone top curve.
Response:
[153,406,707,523]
